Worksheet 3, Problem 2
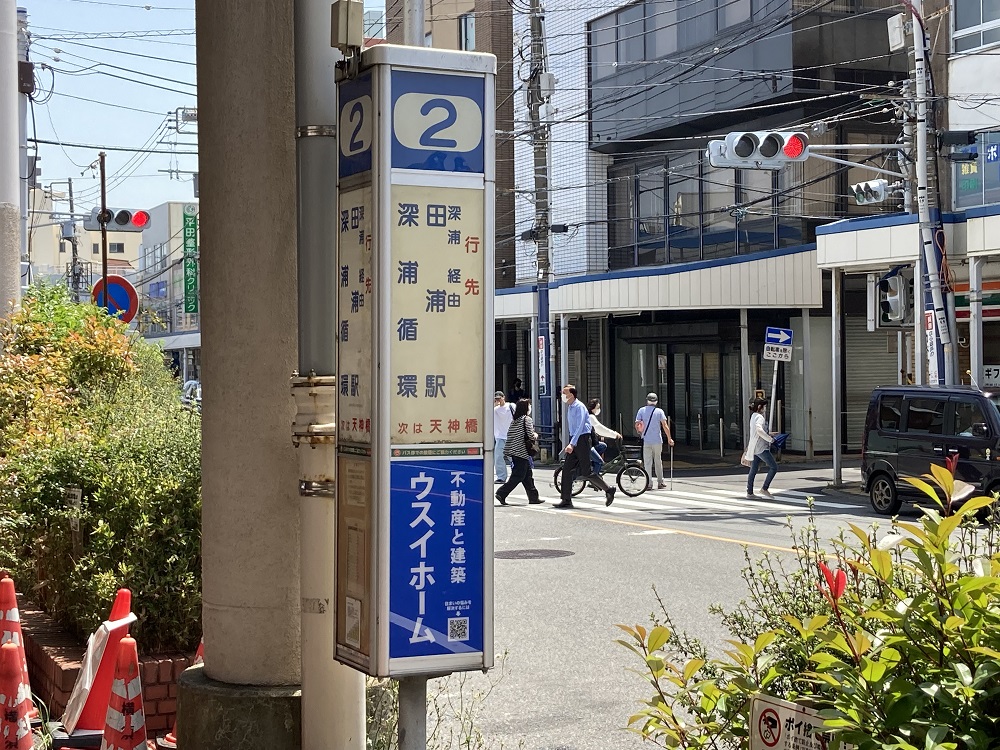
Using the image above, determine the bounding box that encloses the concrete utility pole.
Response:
[0,0,20,317]
[291,0,365,746]
[911,0,952,384]
[17,6,27,266]
[178,0,303,747]
[67,178,81,303]
[527,0,555,453]
[403,0,424,46]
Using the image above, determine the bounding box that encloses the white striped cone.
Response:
[0,642,32,750]
[100,635,146,750]
[0,577,37,720]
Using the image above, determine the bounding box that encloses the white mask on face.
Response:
[594,408,601,416]
[561,394,569,403]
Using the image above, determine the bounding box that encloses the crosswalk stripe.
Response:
[678,486,862,509]
[567,489,793,514]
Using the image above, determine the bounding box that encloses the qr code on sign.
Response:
[447,617,470,642]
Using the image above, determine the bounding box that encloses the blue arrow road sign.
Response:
[765,327,793,346]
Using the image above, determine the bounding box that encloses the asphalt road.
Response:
[429,460,883,750]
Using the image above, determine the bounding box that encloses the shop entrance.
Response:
[669,345,743,452]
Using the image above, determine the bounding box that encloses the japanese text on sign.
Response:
[390,184,485,444]
[763,344,792,362]
[182,204,198,314]
[338,186,374,444]
[749,695,835,750]
[389,459,483,659]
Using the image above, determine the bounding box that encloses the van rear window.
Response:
[905,398,946,434]
[878,395,902,431]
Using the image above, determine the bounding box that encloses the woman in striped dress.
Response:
[495,399,543,506]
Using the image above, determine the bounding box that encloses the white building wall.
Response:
[513,0,617,282]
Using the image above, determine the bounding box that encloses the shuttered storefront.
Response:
[844,315,901,450]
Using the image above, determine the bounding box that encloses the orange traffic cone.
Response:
[101,635,146,750]
[0,642,32,750]
[0,574,37,720]
[156,638,203,749]
[63,587,137,734]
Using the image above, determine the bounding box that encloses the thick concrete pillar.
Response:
[179,0,302,747]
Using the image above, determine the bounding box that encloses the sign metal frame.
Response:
[335,45,496,679]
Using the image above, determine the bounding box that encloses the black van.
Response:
[861,385,1000,514]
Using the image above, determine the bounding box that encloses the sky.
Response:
[26,0,199,216]
[26,0,384,219]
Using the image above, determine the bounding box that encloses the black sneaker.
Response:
[495,492,507,506]
[552,502,574,509]
[605,488,616,507]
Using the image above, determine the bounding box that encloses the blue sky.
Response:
[28,0,385,220]
[27,0,199,215]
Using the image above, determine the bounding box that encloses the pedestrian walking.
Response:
[495,399,543,506]
[556,384,616,508]
[493,391,515,483]
[634,393,674,489]
[742,397,778,500]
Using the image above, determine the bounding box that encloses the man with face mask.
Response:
[556,384,616,509]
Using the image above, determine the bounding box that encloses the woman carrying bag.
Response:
[742,397,777,500]
[495,399,544,506]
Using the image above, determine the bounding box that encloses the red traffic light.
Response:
[783,134,806,159]
[130,210,150,229]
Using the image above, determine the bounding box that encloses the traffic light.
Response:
[82,207,151,233]
[707,131,810,170]
[851,179,889,205]
[879,274,909,324]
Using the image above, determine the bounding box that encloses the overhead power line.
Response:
[30,138,197,155]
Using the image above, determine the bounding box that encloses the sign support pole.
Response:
[767,362,779,433]
[98,151,109,312]
[398,676,427,750]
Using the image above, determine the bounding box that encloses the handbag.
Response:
[524,418,538,458]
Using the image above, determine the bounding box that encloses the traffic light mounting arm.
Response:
[807,151,906,179]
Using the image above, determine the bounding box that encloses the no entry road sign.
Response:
[92,275,139,324]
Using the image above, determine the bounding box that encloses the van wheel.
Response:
[869,474,901,515]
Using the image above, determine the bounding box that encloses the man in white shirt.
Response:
[493,391,515,483]
[634,392,674,489]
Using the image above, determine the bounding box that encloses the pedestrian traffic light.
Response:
[879,274,909,323]
[851,179,889,205]
[82,207,152,233]
[708,131,810,170]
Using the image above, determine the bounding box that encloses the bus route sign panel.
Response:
[335,45,496,679]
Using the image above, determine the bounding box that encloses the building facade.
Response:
[500,0,917,456]
[136,201,202,381]
[28,186,141,292]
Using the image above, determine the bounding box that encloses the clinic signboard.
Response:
[335,45,496,678]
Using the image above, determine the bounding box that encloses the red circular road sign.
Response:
[758,708,781,748]
[92,275,139,324]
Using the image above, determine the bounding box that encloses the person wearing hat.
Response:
[493,391,515,483]
[634,392,674,490]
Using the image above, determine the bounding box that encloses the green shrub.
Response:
[618,465,1000,750]
[0,286,201,652]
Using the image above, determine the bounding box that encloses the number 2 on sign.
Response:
[340,95,373,157]
[394,93,482,153]
[418,99,458,148]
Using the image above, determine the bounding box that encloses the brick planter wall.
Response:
[19,597,196,735]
